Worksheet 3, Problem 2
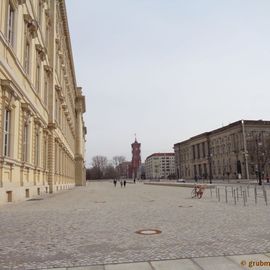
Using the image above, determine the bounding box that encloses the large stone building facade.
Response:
[174,120,270,182]
[0,0,86,204]
[145,153,175,179]
[116,161,132,179]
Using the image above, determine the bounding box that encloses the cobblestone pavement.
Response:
[0,181,270,270]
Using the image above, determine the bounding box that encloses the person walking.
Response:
[124,180,126,187]
[113,179,117,187]
[120,180,123,188]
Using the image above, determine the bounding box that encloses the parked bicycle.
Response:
[191,185,206,199]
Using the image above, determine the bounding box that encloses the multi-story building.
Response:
[174,120,270,182]
[116,161,132,179]
[145,153,175,179]
[137,163,145,179]
[0,0,86,204]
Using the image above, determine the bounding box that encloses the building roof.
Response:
[174,119,270,147]
[146,153,175,160]
[119,161,131,165]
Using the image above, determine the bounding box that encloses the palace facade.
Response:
[0,0,86,204]
[174,120,270,181]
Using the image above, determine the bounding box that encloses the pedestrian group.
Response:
[113,179,127,188]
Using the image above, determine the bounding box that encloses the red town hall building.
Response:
[131,138,141,179]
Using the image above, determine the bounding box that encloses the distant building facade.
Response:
[174,120,270,181]
[117,161,132,179]
[145,153,175,179]
[0,0,86,204]
[131,138,141,179]
[137,163,145,179]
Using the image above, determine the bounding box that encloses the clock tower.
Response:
[131,136,141,180]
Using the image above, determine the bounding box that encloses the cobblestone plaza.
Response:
[0,182,270,269]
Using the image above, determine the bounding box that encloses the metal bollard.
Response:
[263,189,268,206]
[237,187,239,201]
[240,186,242,195]
[215,187,217,198]
[231,186,233,197]
[225,187,228,203]
[247,185,250,197]
[254,186,257,205]
[233,189,236,205]
[210,187,213,198]
[243,191,246,206]
[218,188,220,202]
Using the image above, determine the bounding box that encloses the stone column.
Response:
[74,87,86,186]
[75,109,85,186]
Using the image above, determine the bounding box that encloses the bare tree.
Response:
[112,156,126,167]
[92,155,108,170]
[112,156,126,179]
[104,164,117,179]
[91,156,108,178]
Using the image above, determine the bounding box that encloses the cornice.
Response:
[59,0,77,90]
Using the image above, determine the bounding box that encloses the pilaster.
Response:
[47,124,56,193]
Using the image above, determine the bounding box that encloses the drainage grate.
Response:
[135,229,162,235]
[94,201,106,203]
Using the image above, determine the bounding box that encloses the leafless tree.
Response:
[92,155,108,170]
[91,156,108,178]
[112,156,126,167]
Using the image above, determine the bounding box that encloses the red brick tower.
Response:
[131,136,141,180]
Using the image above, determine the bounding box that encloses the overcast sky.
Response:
[65,0,270,166]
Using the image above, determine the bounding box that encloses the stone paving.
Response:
[0,181,270,269]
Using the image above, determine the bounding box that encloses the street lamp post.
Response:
[241,120,250,182]
[209,153,213,184]
[257,138,263,186]
[207,137,213,184]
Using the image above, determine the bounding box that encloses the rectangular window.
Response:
[36,62,40,93]
[45,25,49,48]
[58,105,61,125]
[194,165,197,177]
[44,77,48,106]
[3,109,11,156]
[24,41,30,74]
[197,144,200,159]
[203,163,207,177]
[22,124,28,161]
[43,138,47,169]
[7,2,15,45]
[202,142,206,157]
[35,132,39,166]
[54,144,57,173]
[59,148,61,174]
[38,1,42,26]
[55,97,58,121]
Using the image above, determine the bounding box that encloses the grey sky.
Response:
[65,0,270,165]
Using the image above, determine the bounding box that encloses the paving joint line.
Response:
[148,261,157,270]
[190,258,205,270]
